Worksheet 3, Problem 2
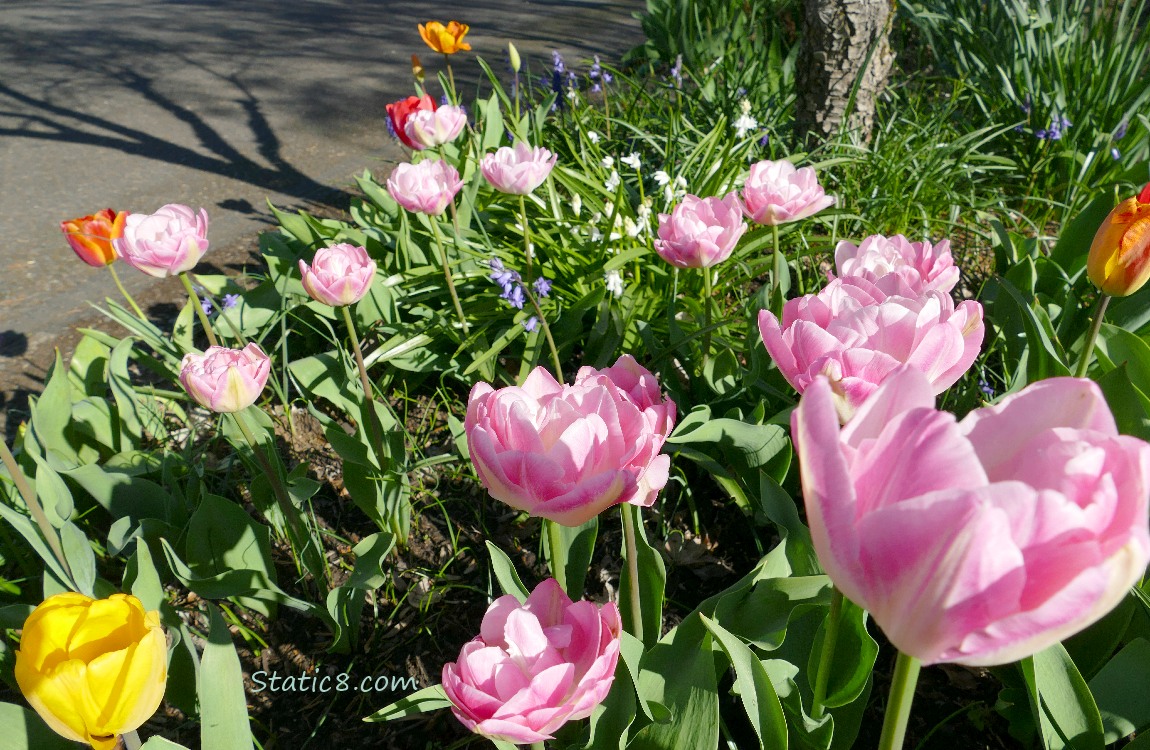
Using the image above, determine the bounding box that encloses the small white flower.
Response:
[624,216,640,237]
[601,155,614,169]
[566,88,577,101]
[636,202,652,225]
[734,113,758,138]
[604,170,620,192]
[587,131,601,144]
[590,211,602,224]
[664,185,675,203]
[673,175,688,190]
[621,152,642,171]
[605,269,624,298]
[590,226,603,242]
[653,170,671,186]
[571,193,582,217]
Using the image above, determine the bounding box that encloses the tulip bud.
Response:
[1086,183,1150,297]
[60,209,126,267]
[15,593,167,750]
[179,343,270,413]
[508,42,521,73]
[411,54,425,83]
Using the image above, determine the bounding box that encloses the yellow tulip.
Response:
[15,592,167,750]
[418,20,472,55]
[1087,183,1150,297]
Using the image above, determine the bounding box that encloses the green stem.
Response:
[810,588,844,719]
[545,519,567,594]
[340,306,385,454]
[430,218,470,336]
[121,730,143,750]
[231,411,328,589]
[0,439,72,582]
[877,651,922,750]
[519,194,533,279]
[178,272,219,348]
[525,288,563,382]
[702,267,713,366]
[621,503,644,644]
[444,55,457,104]
[1075,293,1111,378]
[771,223,781,304]
[531,743,546,750]
[106,264,146,320]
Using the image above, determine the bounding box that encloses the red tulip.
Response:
[386,94,436,150]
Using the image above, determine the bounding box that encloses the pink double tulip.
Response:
[466,356,676,525]
[443,578,621,744]
[758,276,984,422]
[404,105,467,150]
[179,343,270,413]
[793,366,1150,666]
[386,160,464,216]
[653,193,747,268]
[833,234,959,295]
[299,243,377,307]
[740,159,835,226]
[113,204,210,277]
[480,142,558,196]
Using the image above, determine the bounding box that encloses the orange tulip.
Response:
[418,21,472,54]
[60,209,126,267]
[1087,183,1150,297]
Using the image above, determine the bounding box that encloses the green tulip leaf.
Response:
[200,605,256,750]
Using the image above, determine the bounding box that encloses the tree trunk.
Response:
[794,0,895,146]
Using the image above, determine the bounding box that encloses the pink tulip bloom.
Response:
[403,104,467,150]
[480,142,558,196]
[833,234,959,295]
[740,159,835,226]
[179,343,270,413]
[386,160,464,216]
[298,243,377,307]
[793,366,1150,666]
[758,276,983,422]
[113,204,210,277]
[443,578,622,744]
[654,192,747,268]
[466,356,676,525]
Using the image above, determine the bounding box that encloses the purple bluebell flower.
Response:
[533,276,552,298]
[223,293,241,309]
[670,55,683,89]
[201,298,213,315]
[489,257,526,309]
[523,316,539,332]
[1060,115,1072,130]
[1112,147,1122,161]
[1021,93,1032,114]
[979,380,995,398]
[506,285,526,309]
[386,116,397,141]
[552,50,566,75]
[758,133,770,148]
[1014,124,1024,133]
[602,70,613,84]
[1114,120,1129,140]
[1035,129,1047,140]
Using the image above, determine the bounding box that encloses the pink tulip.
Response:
[793,366,1150,666]
[833,234,959,295]
[740,159,835,226]
[386,160,464,216]
[653,193,747,268]
[113,204,210,277]
[403,104,467,150]
[179,343,270,413]
[758,276,984,422]
[466,356,676,525]
[298,243,377,307]
[443,578,622,744]
[480,142,558,196]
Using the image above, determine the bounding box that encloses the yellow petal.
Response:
[17,658,97,744]
[18,593,94,669]
[85,628,167,734]
[68,597,137,664]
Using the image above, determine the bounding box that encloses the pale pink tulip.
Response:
[443,578,621,744]
[179,343,270,413]
[403,105,467,150]
[740,159,835,226]
[466,357,676,525]
[480,142,557,196]
[113,204,210,277]
[653,193,747,268]
[299,243,377,307]
[833,234,959,295]
[758,276,983,422]
[386,160,464,216]
[793,366,1150,666]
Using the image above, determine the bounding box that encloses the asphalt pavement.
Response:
[0,0,644,433]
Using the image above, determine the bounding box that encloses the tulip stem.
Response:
[444,55,457,105]
[340,305,385,453]
[702,267,713,367]
[519,194,533,279]
[810,587,844,719]
[770,223,782,307]
[178,272,219,349]
[525,288,564,383]
[121,730,143,750]
[544,519,567,594]
[531,743,546,750]
[1075,293,1111,378]
[877,651,922,750]
[231,411,329,589]
[106,265,146,321]
[430,218,470,336]
[0,439,73,583]
[621,503,644,644]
